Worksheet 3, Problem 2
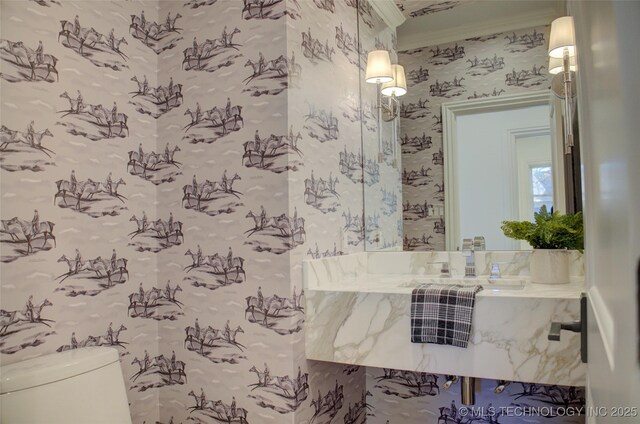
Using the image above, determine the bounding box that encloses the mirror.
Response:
[359,0,582,251]
[357,3,404,251]
[442,91,560,250]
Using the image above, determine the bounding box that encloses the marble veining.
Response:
[304,251,585,386]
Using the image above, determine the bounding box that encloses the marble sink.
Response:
[329,275,528,293]
[400,276,527,290]
[303,251,585,386]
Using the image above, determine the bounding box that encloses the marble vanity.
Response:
[303,251,585,386]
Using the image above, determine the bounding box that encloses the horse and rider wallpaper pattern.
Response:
[367,369,584,424]
[0,37,60,82]
[1,2,161,421]
[1,1,578,423]
[129,10,183,54]
[399,25,553,252]
[1,1,387,423]
[395,0,463,19]
[359,9,403,251]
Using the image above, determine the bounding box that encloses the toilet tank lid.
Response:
[1,347,120,394]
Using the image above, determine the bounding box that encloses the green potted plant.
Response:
[501,206,583,284]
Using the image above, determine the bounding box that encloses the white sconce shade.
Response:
[365,50,393,84]
[381,64,407,96]
[549,16,576,58]
[549,55,577,74]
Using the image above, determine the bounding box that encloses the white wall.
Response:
[455,104,550,250]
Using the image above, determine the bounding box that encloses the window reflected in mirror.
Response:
[531,165,554,216]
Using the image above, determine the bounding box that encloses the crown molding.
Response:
[398,8,559,51]
[369,0,406,29]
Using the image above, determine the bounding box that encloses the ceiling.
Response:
[395,0,566,51]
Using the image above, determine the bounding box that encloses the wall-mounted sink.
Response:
[303,251,585,386]
[397,276,527,290]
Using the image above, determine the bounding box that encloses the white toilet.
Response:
[1,347,132,424]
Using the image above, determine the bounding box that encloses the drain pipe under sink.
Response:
[461,376,476,405]
[443,375,476,405]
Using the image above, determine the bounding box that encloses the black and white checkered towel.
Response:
[411,284,483,347]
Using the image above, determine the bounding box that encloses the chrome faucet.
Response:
[473,236,486,251]
[490,262,502,279]
[489,261,514,279]
[437,261,450,277]
[427,261,450,277]
[462,238,475,277]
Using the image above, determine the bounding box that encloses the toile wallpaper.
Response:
[1,0,162,421]
[395,0,464,19]
[365,368,584,424]
[359,1,403,252]
[1,0,580,423]
[0,0,398,423]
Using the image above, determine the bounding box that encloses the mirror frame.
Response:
[441,90,560,250]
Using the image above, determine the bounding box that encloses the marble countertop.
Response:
[312,274,585,298]
[303,251,586,386]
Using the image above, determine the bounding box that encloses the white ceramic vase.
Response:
[529,249,570,284]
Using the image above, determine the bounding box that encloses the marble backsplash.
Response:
[304,250,585,289]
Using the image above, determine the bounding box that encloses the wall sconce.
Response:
[365,50,393,83]
[549,56,577,138]
[549,55,576,75]
[548,16,577,155]
[380,64,407,121]
[366,50,407,165]
[380,64,407,168]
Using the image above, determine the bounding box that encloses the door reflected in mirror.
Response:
[446,94,556,250]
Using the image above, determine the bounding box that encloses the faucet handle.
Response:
[462,238,473,254]
[440,261,450,277]
[489,261,515,279]
[490,263,501,279]
[428,261,451,277]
